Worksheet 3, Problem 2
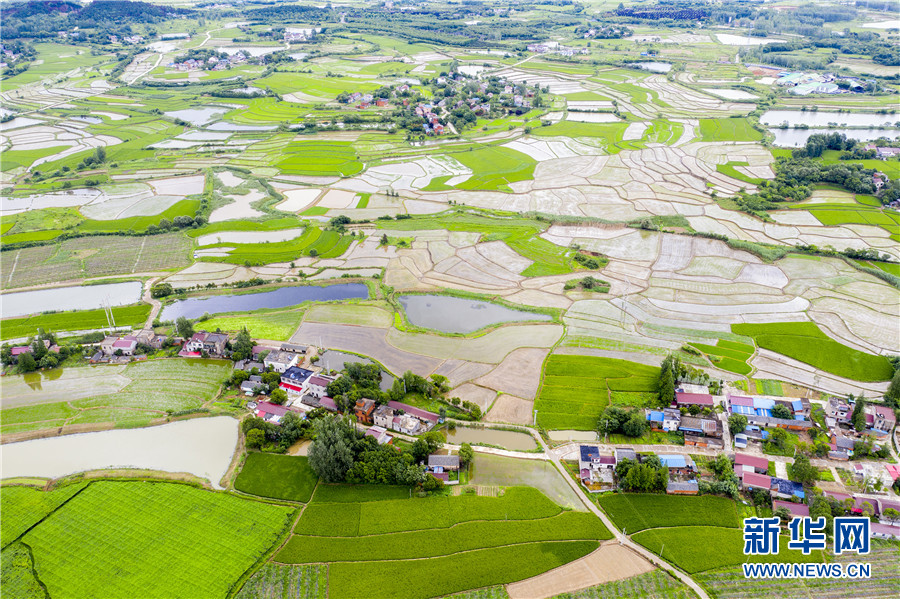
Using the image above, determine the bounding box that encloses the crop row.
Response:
[235,564,327,599]
[598,494,742,533]
[279,512,611,563]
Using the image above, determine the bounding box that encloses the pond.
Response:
[398,295,550,334]
[634,61,671,73]
[446,427,537,451]
[0,417,238,488]
[207,121,277,132]
[2,281,143,318]
[160,284,368,320]
[770,127,900,147]
[316,349,394,391]
[761,110,900,128]
[164,106,229,126]
[547,430,599,442]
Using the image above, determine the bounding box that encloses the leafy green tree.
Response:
[658,367,675,407]
[772,404,793,420]
[39,353,58,369]
[246,429,264,449]
[175,316,194,340]
[728,413,748,435]
[232,328,254,361]
[269,388,288,405]
[768,427,788,450]
[150,282,174,298]
[789,454,818,485]
[622,411,647,437]
[458,443,474,465]
[851,397,867,432]
[885,369,900,407]
[774,506,791,522]
[308,417,356,483]
[883,507,900,524]
[17,352,37,373]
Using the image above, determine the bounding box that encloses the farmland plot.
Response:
[234,454,318,502]
[597,494,742,533]
[23,481,294,598]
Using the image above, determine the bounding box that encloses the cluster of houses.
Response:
[108,34,144,45]
[578,447,701,494]
[90,330,169,363]
[168,52,248,72]
[863,144,900,160]
[526,42,589,57]
[734,452,805,502]
[646,406,724,449]
[824,397,896,459]
[774,71,876,95]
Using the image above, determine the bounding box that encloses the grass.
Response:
[0,146,70,172]
[23,481,294,598]
[311,484,412,503]
[1,304,151,341]
[1,43,114,91]
[731,322,894,382]
[535,355,659,431]
[199,227,355,264]
[234,454,318,502]
[698,118,763,142]
[235,564,326,599]
[598,494,742,533]
[716,161,765,185]
[549,570,690,599]
[1,484,87,547]
[631,527,823,574]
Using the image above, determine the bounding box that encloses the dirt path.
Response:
[142,277,163,330]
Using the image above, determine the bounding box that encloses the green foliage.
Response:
[235,453,318,502]
[450,146,536,192]
[276,141,362,177]
[536,355,660,431]
[598,494,742,533]
[732,322,893,382]
[307,416,357,483]
[698,118,762,142]
[688,340,753,375]
[728,414,748,435]
[22,481,294,598]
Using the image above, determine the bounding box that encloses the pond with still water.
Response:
[161,284,367,320]
[770,127,900,147]
[761,110,900,128]
[2,281,143,318]
[446,427,537,451]
[0,417,238,488]
[398,295,550,334]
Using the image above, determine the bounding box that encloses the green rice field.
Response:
[731,322,893,382]
[535,355,659,430]
[598,494,742,533]
[235,454,318,503]
[20,481,294,598]
[688,339,754,376]
[698,118,763,142]
[1,304,151,341]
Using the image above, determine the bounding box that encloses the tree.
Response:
[789,454,818,485]
[774,506,791,522]
[39,353,58,369]
[270,388,288,405]
[768,427,788,450]
[458,443,474,465]
[728,413,748,435]
[246,428,264,449]
[308,416,356,482]
[232,328,253,361]
[657,361,675,406]
[772,404,793,420]
[150,282,174,298]
[380,233,389,246]
[851,397,867,432]
[883,508,900,524]
[622,412,648,437]
[885,369,900,407]
[175,316,194,340]
[17,352,37,373]
[861,501,875,519]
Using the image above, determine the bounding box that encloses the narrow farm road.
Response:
[142,278,163,330]
[532,433,712,599]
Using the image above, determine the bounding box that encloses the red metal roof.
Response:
[729,396,754,407]
[773,500,809,518]
[742,472,772,488]
[675,392,714,406]
[734,453,769,471]
[387,401,438,423]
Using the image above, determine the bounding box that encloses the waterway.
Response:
[761,110,900,128]
[446,426,537,451]
[160,284,368,320]
[769,127,900,147]
[0,417,238,488]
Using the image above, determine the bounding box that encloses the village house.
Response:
[185,332,228,355]
[280,366,314,395]
[771,477,805,501]
[373,404,394,428]
[386,401,438,432]
[646,408,681,432]
[578,446,615,487]
[303,375,331,398]
[101,335,138,356]
[254,401,301,424]
[674,391,714,409]
[741,471,772,493]
[679,415,723,448]
[734,453,769,476]
[666,480,699,495]
[241,377,265,396]
[773,500,809,518]
[657,454,695,475]
[264,350,299,373]
[615,447,637,464]
[365,425,393,445]
[299,394,337,412]
[871,405,896,434]
[354,398,377,424]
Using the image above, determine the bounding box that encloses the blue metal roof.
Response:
[659,455,688,469]
[580,445,599,462]
[647,411,664,422]
[753,397,776,410]
[732,405,754,415]
[791,399,803,411]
